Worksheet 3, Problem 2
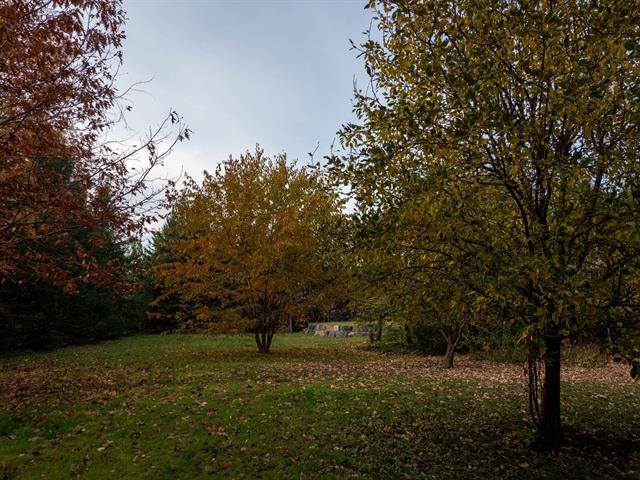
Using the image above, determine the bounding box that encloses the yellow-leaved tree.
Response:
[153,147,344,353]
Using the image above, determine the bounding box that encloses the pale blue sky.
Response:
[118,0,374,182]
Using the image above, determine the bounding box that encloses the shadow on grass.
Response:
[355,406,639,479]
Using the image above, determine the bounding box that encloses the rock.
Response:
[304,323,326,334]
[352,331,370,336]
[327,331,347,338]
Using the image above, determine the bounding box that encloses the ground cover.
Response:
[0,334,638,479]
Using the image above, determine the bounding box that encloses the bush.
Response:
[465,324,527,363]
[412,322,448,356]
[366,323,408,352]
[562,343,608,367]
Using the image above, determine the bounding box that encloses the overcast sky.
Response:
[117,0,374,184]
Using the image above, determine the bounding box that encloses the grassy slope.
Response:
[0,334,638,479]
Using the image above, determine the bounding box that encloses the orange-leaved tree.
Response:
[0,0,188,293]
[153,147,343,353]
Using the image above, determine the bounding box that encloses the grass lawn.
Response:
[0,334,638,479]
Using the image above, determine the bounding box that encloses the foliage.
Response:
[144,215,185,333]
[412,321,449,356]
[466,323,529,364]
[153,147,345,352]
[0,0,188,351]
[0,219,147,352]
[331,0,640,446]
[0,0,188,293]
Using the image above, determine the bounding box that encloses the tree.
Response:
[0,187,145,351]
[405,273,475,369]
[145,214,186,332]
[333,0,640,448]
[0,0,188,294]
[342,174,491,367]
[154,147,343,353]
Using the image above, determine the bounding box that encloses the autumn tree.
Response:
[333,0,640,448]
[153,148,343,353]
[0,0,188,295]
[342,171,494,367]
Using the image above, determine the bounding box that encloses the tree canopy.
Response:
[0,0,188,294]
[331,0,640,448]
[153,147,344,353]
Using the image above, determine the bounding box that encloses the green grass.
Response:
[0,334,638,479]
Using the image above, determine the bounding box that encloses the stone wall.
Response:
[303,323,371,337]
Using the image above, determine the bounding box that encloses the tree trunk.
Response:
[441,319,465,369]
[404,322,413,345]
[536,334,562,448]
[376,316,383,342]
[444,338,456,368]
[254,331,265,353]
[255,328,274,354]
